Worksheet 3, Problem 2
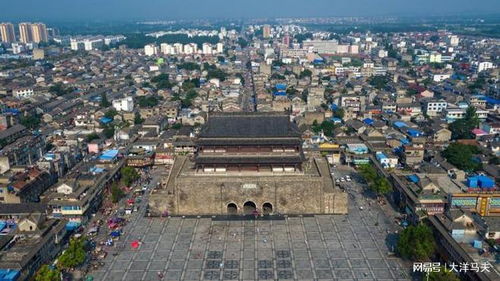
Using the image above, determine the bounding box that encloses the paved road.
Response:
[96,168,165,280]
[88,167,413,281]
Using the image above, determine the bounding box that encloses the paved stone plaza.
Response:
[92,207,412,281]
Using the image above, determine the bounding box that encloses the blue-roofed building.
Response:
[275,83,287,90]
[393,121,407,129]
[330,117,342,124]
[99,117,113,124]
[346,143,369,154]
[400,138,411,145]
[0,269,20,281]
[406,128,424,138]
[376,151,398,168]
[89,167,105,174]
[407,174,420,183]
[363,118,374,125]
[330,104,338,111]
[484,97,500,105]
[313,58,324,64]
[98,149,119,162]
[467,175,495,189]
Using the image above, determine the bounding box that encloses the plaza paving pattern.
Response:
[92,210,412,281]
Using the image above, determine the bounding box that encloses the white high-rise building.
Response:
[160,43,171,54]
[184,44,195,54]
[173,43,184,54]
[144,44,158,56]
[202,43,212,55]
[216,43,224,54]
[0,23,16,43]
[188,43,198,54]
[448,35,459,47]
[83,38,104,51]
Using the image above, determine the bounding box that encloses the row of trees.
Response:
[397,223,459,281]
[35,237,87,281]
[442,143,482,172]
[49,83,75,96]
[312,120,336,137]
[111,166,140,203]
[449,106,480,140]
[358,164,392,195]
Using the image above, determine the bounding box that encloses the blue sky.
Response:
[1,0,499,21]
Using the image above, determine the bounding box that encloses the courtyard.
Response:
[89,209,412,281]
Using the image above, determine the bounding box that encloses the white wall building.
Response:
[144,44,158,56]
[202,43,212,55]
[112,96,134,112]
[478,62,494,72]
[13,88,34,99]
[426,101,448,116]
[216,43,224,54]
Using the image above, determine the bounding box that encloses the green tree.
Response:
[426,267,460,281]
[299,69,312,79]
[207,68,228,81]
[111,182,125,203]
[86,133,99,142]
[137,96,159,108]
[359,164,392,195]
[121,166,140,186]
[271,73,286,80]
[182,89,198,108]
[58,237,86,269]
[449,106,480,139]
[49,83,74,96]
[369,75,389,90]
[134,112,144,125]
[151,73,174,89]
[100,93,111,107]
[301,89,308,102]
[102,126,115,139]
[237,38,248,48]
[397,224,435,261]
[35,265,60,281]
[182,81,197,91]
[442,143,482,172]
[104,109,118,119]
[429,35,440,43]
[0,139,7,148]
[332,108,344,119]
[235,73,245,86]
[178,62,200,71]
[311,120,336,137]
[19,114,41,130]
[171,123,182,130]
[294,33,313,43]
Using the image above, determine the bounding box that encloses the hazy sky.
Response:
[2,0,500,21]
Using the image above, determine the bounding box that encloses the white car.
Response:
[340,178,346,182]
[345,176,352,182]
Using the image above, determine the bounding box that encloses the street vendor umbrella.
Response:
[131,240,140,249]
